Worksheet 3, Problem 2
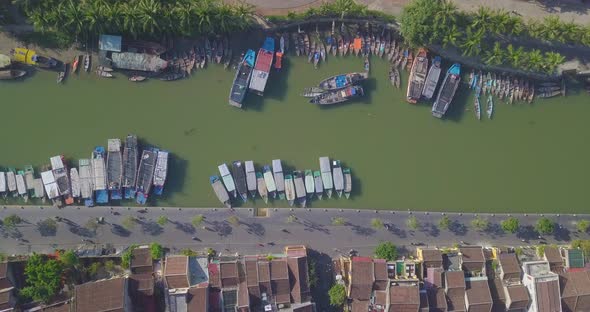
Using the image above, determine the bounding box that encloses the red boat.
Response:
[274,52,283,70]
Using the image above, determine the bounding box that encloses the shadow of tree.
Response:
[517,225,538,240]
[140,221,163,236]
[68,225,94,238]
[111,224,131,237]
[485,223,505,238]
[243,222,265,236]
[386,223,407,238]
[554,224,571,242]
[171,221,195,234]
[208,220,233,237]
[449,221,468,236]
[350,223,375,236]
[301,219,330,234]
[37,220,57,236]
[421,222,440,237]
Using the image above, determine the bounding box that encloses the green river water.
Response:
[0,53,588,213]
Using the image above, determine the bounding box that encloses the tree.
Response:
[439,215,452,230]
[122,216,136,230]
[461,26,484,56]
[286,215,297,223]
[156,216,168,226]
[38,218,58,235]
[371,218,384,230]
[484,42,504,66]
[506,44,526,68]
[577,220,590,233]
[228,215,240,226]
[121,245,138,269]
[471,216,489,231]
[85,218,100,232]
[406,216,419,230]
[442,24,460,47]
[375,242,398,261]
[87,262,102,277]
[181,248,198,257]
[332,217,346,226]
[328,284,347,307]
[543,51,565,73]
[3,214,22,227]
[104,260,115,272]
[20,254,64,303]
[526,49,543,72]
[149,242,164,259]
[192,214,205,227]
[59,250,79,268]
[501,217,520,234]
[308,257,318,288]
[471,6,493,33]
[536,217,555,235]
[400,0,458,46]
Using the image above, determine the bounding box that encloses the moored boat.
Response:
[72,55,80,73]
[432,63,461,118]
[0,69,26,80]
[0,172,6,196]
[310,85,363,105]
[293,171,307,207]
[318,72,368,91]
[274,52,283,70]
[107,139,123,200]
[343,168,352,199]
[24,165,34,195]
[84,54,91,72]
[92,147,109,204]
[302,87,325,98]
[232,161,248,202]
[422,56,442,100]
[263,165,277,199]
[256,172,268,203]
[474,92,481,121]
[210,175,231,208]
[57,69,66,84]
[245,161,257,198]
[153,150,168,196]
[129,75,147,82]
[70,168,81,199]
[272,159,286,200]
[79,159,94,206]
[363,56,370,72]
[285,174,296,206]
[6,168,17,196]
[304,170,315,199]
[313,170,323,200]
[406,48,429,104]
[136,148,157,205]
[41,170,61,205]
[332,160,344,198]
[486,96,494,119]
[50,155,74,205]
[229,49,256,108]
[218,163,237,198]
[16,171,27,201]
[122,134,138,199]
[249,37,275,95]
[319,157,333,198]
[33,178,45,200]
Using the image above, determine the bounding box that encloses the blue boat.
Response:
[136,148,158,205]
[229,49,256,108]
[92,147,109,204]
[432,63,461,118]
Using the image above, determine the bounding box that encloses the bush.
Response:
[332,217,346,226]
[181,249,198,257]
[406,216,419,230]
[501,217,520,234]
[104,260,115,272]
[439,215,451,230]
[328,284,347,307]
[150,242,164,259]
[20,254,63,303]
[192,215,205,227]
[122,216,136,230]
[85,218,100,232]
[308,257,318,288]
[121,245,138,269]
[3,214,22,227]
[471,216,490,231]
[536,217,555,235]
[59,250,79,268]
[88,262,102,277]
[371,218,384,230]
[228,216,240,226]
[156,216,168,226]
[374,242,398,261]
[577,220,590,233]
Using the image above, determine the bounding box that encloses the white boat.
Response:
[256,172,268,203]
[153,150,168,196]
[304,170,315,199]
[218,163,237,197]
[343,168,352,199]
[313,171,323,200]
[33,178,45,199]
[79,159,94,206]
[486,96,494,119]
[263,165,277,198]
[41,170,60,200]
[16,172,27,200]
[210,175,231,208]
[0,172,6,195]
[285,174,296,206]
[332,160,344,198]
[70,168,81,198]
[245,161,257,198]
[319,157,334,198]
[422,56,442,100]
[6,170,17,194]
[272,159,286,199]
[293,171,307,207]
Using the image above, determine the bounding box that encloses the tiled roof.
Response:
[292,302,314,312]
[422,249,443,267]
[459,247,485,263]
[351,299,370,312]
[488,278,506,312]
[129,273,154,297]
[75,277,126,312]
[427,287,447,311]
[389,285,420,312]
[0,262,10,290]
[220,261,239,289]
[41,300,71,312]
[374,289,387,307]
[373,259,388,291]
[258,261,271,296]
[237,266,250,309]
[288,256,310,304]
[499,253,521,278]
[446,292,466,312]
[165,256,189,289]
[245,258,259,287]
[208,263,221,289]
[350,257,374,300]
[0,288,13,310]
[465,279,492,312]
[130,247,152,271]
[271,259,290,304]
[505,285,529,309]
[535,279,561,312]
[446,271,466,289]
[560,271,590,312]
[187,285,208,312]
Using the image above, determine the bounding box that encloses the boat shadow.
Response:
[443,83,471,122]
[151,153,188,206]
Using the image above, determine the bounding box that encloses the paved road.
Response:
[1,206,588,257]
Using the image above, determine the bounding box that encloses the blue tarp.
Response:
[244,49,256,67]
[335,75,347,88]
[262,37,275,53]
[99,34,122,52]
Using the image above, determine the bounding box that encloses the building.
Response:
[165,256,191,289]
[130,246,153,274]
[74,277,132,312]
[499,253,521,285]
[543,247,564,273]
[488,278,530,312]
[460,247,486,276]
[0,262,16,312]
[445,271,466,312]
[465,278,493,312]
[389,284,420,312]
[559,271,590,312]
[417,248,443,278]
[563,249,585,270]
[521,261,561,312]
[164,256,210,312]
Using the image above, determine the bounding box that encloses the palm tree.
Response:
[214,3,234,34]
[231,2,255,30]
[484,42,504,66]
[471,6,492,33]
[507,16,525,36]
[137,0,162,36]
[540,16,563,42]
[561,22,582,43]
[173,2,195,36]
[61,0,86,40]
[526,49,543,72]
[121,2,142,38]
[442,24,460,48]
[194,0,214,34]
[84,0,108,37]
[435,0,458,27]
[543,51,565,73]
[506,44,526,68]
[489,9,510,36]
[461,26,484,56]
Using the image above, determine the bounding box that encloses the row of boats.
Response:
[302,72,368,105]
[210,157,352,208]
[0,135,169,206]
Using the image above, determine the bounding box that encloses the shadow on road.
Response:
[171,221,195,234]
[243,222,265,237]
[449,221,468,236]
[111,224,131,237]
[386,223,407,238]
[421,222,440,237]
[207,220,233,237]
[139,221,163,236]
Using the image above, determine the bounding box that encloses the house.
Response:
[459,247,486,276]
[220,261,239,289]
[464,278,492,312]
[348,257,374,301]
[258,260,272,299]
[373,259,388,291]
[426,267,445,290]
[0,287,16,312]
[445,271,466,312]
[287,255,311,304]
[488,278,529,312]
[543,247,564,273]
[418,248,444,277]
[129,273,155,310]
[130,247,153,274]
[0,263,14,290]
[419,290,430,312]
[521,261,561,312]
[245,257,261,306]
[167,284,209,312]
[498,253,521,284]
[270,258,291,305]
[559,271,590,312]
[74,277,132,312]
[389,284,420,312]
[39,300,72,312]
[165,256,190,289]
[563,249,585,270]
[374,289,388,311]
[236,263,250,312]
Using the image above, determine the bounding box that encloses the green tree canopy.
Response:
[438,215,452,230]
[375,242,398,261]
[400,0,459,46]
[536,217,555,235]
[577,220,590,233]
[406,216,419,230]
[328,284,347,307]
[471,216,490,231]
[59,250,79,268]
[149,242,164,259]
[371,218,384,230]
[501,217,520,234]
[192,214,205,227]
[3,214,22,227]
[20,253,64,303]
[157,216,168,226]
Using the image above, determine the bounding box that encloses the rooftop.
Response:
[130,247,152,270]
[287,256,310,304]
[459,246,485,264]
[446,271,466,289]
[75,277,126,312]
[421,249,443,265]
[544,247,563,265]
[465,279,493,307]
[566,249,585,268]
[187,285,208,312]
[271,258,291,304]
[499,253,521,277]
[349,257,374,300]
[165,256,189,289]
[220,261,239,288]
[505,285,530,309]
[389,284,420,307]
[523,261,556,278]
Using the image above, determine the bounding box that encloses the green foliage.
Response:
[536,217,555,234]
[438,215,452,230]
[59,250,79,268]
[471,216,490,231]
[571,240,590,259]
[206,247,216,258]
[181,248,198,257]
[491,259,498,271]
[156,216,168,226]
[20,253,64,303]
[149,242,164,259]
[514,247,523,257]
[3,214,22,227]
[371,218,384,230]
[501,217,520,234]
[308,257,318,288]
[38,218,58,234]
[577,220,590,233]
[122,216,136,230]
[192,214,205,227]
[228,215,240,226]
[20,0,255,41]
[272,0,394,23]
[88,262,102,277]
[266,254,275,261]
[121,245,138,269]
[85,218,100,232]
[406,216,419,230]
[287,215,298,223]
[328,284,347,307]
[104,260,115,272]
[332,217,346,226]
[400,0,458,46]
[536,245,546,257]
[374,242,398,261]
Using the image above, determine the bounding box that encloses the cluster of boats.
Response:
[302,72,367,105]
[210,157,352,208]
[0,135,169,206]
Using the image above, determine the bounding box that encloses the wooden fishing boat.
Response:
[285,174,295,206]
[400,49,409,70]
[16,171,27,201]
[313,170,323,200]
[332,160,344,198]
[318,72,368,91]
[218,163,237,198]
[338,36,344,56]
[539,82,558,87]
[364,56,370,73]
[528,83,535,103]
[129,75,147,82]
[474,92,481,121]
[293,171,307,207]
[216,40,223,64]
[70,167,81,199]
[292,33,300,57]
[389,66,399,88]
[224,49,232,70]
[353,36,361,56]
[319,157,333,198]
[245,161,257,198]
[406,48,428,104]
[97,66,113,72]
[538,90,561,98]
[304,33,310,56]
[232,161,248,202]
[486,95,493,119]
[406,51,414,71]
[210,175,231,208]
[432,63,461,118]
[0,69,26,80]
[24,165,34,196]
[83,54,91,72]
[310,85,364,105]
[343,168,352,199]
[302,87,325,98]
[57,67,66,84]
[537,86,560,93]
[256,172,268,203]
[97,69,113,78]
[72,55,80,73]
[313,52,320,69]
[320,40,327,63]
[263,165,277,199]
[304,170,315,199]
[422,56,442,100]
[272,159,286,200]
